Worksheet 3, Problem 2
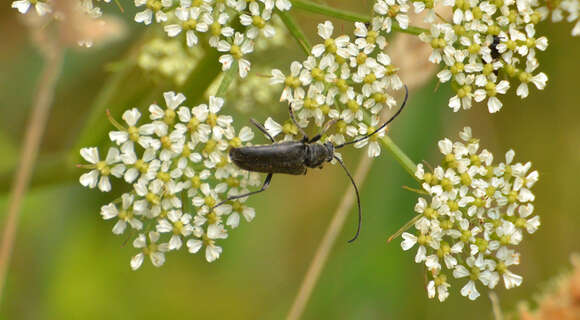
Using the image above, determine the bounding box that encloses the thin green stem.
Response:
[277,9,311,55]
[290,0,428,36]
[387,213,423,243]
[394,24,427,36]
[380,135,418,179]
[291,0,371,23]
[215,61,238,98]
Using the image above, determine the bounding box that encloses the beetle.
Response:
[490,35,502,60]
[213,86,409,242]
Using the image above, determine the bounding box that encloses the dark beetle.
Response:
[490,35,502,60]
[215,86,409,242]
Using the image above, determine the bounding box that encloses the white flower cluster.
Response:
[11,0,53,16]
[270,19,406,158]
[133,0,291,78]
[400,127,540,301]
[11,0,112,47]
[539,0,580,36]
[418,0,549,112]
[137,37,204,85]
[79,92,262,269]
[11,0,109,18]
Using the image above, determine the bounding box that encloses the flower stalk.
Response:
[215,61,239,97]
[277,9,312,54]
[0,44,64,304]
[380,135,418,179]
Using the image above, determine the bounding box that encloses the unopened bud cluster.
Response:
[401,127,540,301]
[79,92,261,269]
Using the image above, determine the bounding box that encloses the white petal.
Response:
[205,245,222,262]
[401,232,417,250]
[79,170,99,188]
[130,253,144,270]
[187,239,202,253]
[80,147,100,164]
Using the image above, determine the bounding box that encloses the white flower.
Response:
[134,0,172,25]
[156,210,193,250]
[311,21,354,58]
[239,2,275,39]
[402,127,540,301]
[79,147,124,192]
[186,224,228,262]
[374,0,410,33]
[101,193,143,235]
[516,59,548,98]
[164,7,211,47]
[130,231,169,270]
[81,92,261,268]
[11,0,52,15]
[217,32,254,78]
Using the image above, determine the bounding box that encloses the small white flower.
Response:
[130,231,169,270]
[79,147,124,192]
[217,32,254,78]
[12,0,52,15]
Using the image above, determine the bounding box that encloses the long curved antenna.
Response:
[334,155,362,243]
[335,85,409,149]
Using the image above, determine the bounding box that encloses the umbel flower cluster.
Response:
[539,0,580,36]
[270,17,406,158]
[418,0,550,112]
[11,0,291,75]
[78,92,261,269]
[138,0,292,78]
[400,127,540,301]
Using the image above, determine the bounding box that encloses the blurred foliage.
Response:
[0,0,579,319]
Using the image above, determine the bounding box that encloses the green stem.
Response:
[215,60,238,98]
[394,24,427,36]
[277,9,312,55]
[290,0,428,36]
[291,0,371,23]
[380,135,418,179]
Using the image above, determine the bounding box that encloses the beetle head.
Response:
[323,141,334,162]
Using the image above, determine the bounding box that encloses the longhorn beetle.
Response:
[213,86,409,242]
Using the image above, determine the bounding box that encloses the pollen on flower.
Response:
[399,127,540,301]
[79,92,261,269]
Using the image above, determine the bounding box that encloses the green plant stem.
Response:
[291,0,371,23]
[380,135,418,179]
[215,61,238,98]
[290,0,428,36]
[277,9,312,55]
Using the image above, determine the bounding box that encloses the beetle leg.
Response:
[308,118,338,143]
[250,118,275,142]
[288,105,309,141]
[212,173,273,209]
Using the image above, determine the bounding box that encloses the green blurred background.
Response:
[1,1,579,319]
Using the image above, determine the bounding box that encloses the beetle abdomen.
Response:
[229,141,307,175]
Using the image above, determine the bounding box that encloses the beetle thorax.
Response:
[304,142,334,168]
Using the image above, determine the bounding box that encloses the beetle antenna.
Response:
[335,85,408,149]
[333,155,362,243]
